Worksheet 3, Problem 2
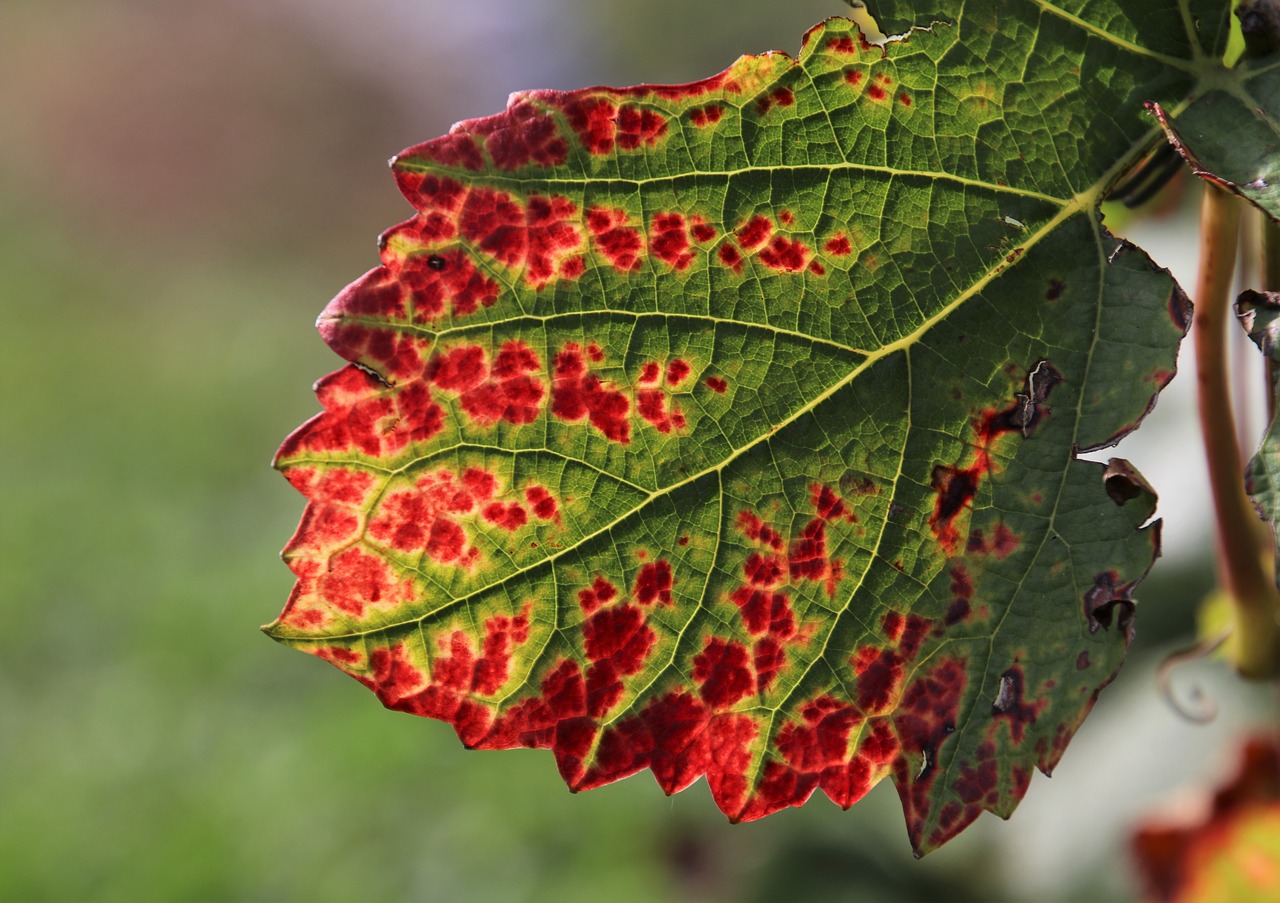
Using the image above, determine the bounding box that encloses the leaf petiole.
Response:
[1196,186,1280,677]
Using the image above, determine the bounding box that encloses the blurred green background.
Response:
[1,1,1272,900]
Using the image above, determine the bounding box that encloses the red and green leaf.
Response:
[266,3,1236,853]
[1133,734,1280,903]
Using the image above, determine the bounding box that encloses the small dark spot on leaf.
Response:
[1046,278,1065,301]
[428,254,447,271]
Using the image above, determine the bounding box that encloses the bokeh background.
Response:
[2,1,1274,900]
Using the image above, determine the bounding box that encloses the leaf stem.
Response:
[1197,185,1280,678]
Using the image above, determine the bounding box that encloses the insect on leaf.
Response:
[266,2,1222,853]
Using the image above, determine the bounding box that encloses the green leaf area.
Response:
[1152,39,1280,218]
[267,3,1224,854]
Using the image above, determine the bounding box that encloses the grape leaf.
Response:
[1146,47,1280,219]
[266,4,1221,854]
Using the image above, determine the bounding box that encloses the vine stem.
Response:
[1196,185,1280,678]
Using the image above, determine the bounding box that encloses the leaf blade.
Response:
[268,9,1197,853]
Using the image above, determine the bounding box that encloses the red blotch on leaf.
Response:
[477,98,570,170]
[564,96,619,154]
[853,646,905,714]
[394,248,502,322]
[824,234,853,256]
[650,212,696,270]
[367,469,494,566]
[524,195,586,287]
[789,520,843,596]
[578,576,619,614]
[737,215,773,250]
[581,689,712,795]
[586,206,645,273]
[551,342,631,443]
[743,552,785,588]
[634,559,675,606]
[637,389,687,434]
[482,501,528,531]
[705,714,760,816]
[314,646,363,667]
[929,464,983,555]
[638,361,662,386]
[427,341,547,427]
[690,218,717,243]
[458,189,583,289]
[811,483,856,522]
[458,187,526,266]
[481,659,588,750]
[753,637,787,691]
[693,637,755,709]
[705,376,728,394]
[967,523,1021,559]
[730,587,796,640]
[474,606,533,695]
[426,344,486,392]
[717,243,744,274]
[666,359,692,386]
[354,326,426,381]
[286,547,415,623]
[410,132,484,171]
[367,643,428,703]
[759,236,811,273]
[736,510,785,551]
[616,106,668,149]
[583,604,658,717]
[559,255,586,279]
[893,656,970,850]
[954,741,1001,809]
[689,104,724,127]
[524,485,560,521]
[279,367,445,459]
[393,171,467,214]
[463,467,497,500]
[754,86,795,116]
